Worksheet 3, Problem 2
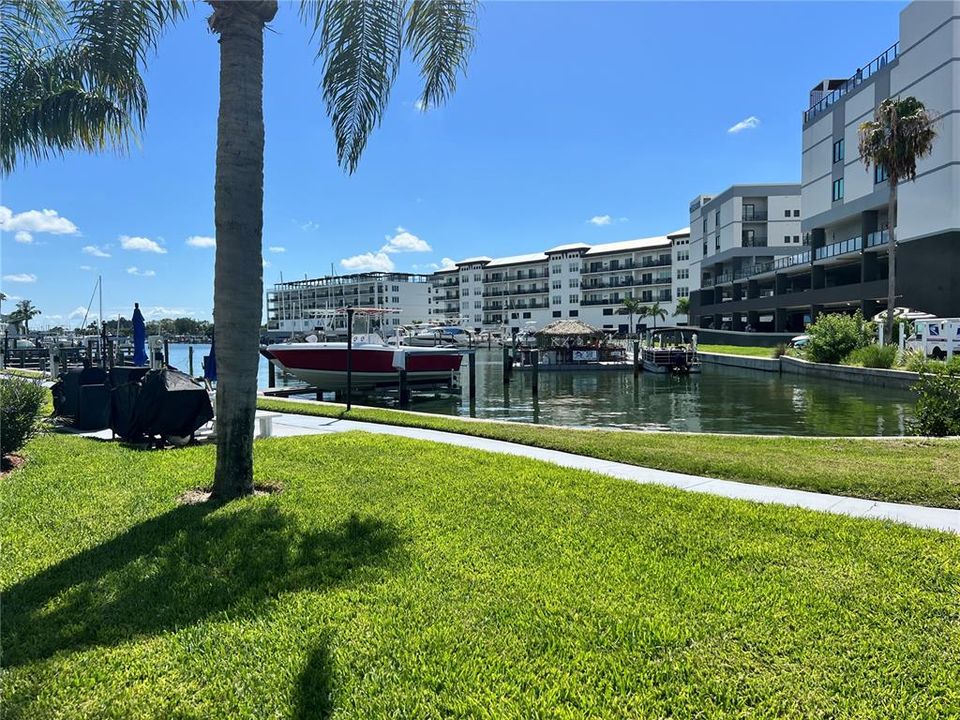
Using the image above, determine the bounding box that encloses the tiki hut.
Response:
[532,319,622,365]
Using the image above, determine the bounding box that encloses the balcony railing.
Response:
[735,260,774,280]
[714,272,734,285]
[866,229,890,248]
[805,42,899,123]
[741,236,769,248]
[774,250,811,271]
[741,211,768,222]
[815,235,862,260]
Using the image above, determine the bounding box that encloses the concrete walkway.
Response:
[263,413,960,535]
[74,411,960,534]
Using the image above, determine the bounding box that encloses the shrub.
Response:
[902,349,932,373]
[0,377,47,456]
[911,369,960,436]
[844,344,898,369]
[804,310,873,364]
[772,342,788,358]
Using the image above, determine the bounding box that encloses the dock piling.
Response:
[633,340,640,377]
[399,369,410,408]
[468,352,477,402]
[268,359,276,388]
[531,349,539,396]
[163,339,170,367]
[188,346,194,376]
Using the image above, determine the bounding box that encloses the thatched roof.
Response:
[535,319,604,337]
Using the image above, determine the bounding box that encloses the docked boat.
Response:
[640,327,701,374]
[404,325,473,347]
[263,309,464,390]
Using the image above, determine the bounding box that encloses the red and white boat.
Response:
[262,310,463,390]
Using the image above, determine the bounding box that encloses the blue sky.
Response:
[2,1,905,327]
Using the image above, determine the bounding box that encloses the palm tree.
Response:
[1,1,477,499]
[858,96,937,344]
[10,299,40,333]
[673,296,689,318]
[646,301,668,329]
[620,297,645,337]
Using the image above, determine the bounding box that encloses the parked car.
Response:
[789,334,809,349]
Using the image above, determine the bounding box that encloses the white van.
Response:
[906,318,960,360]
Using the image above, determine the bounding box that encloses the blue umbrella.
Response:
[132,303,148,366]
[203,333,217,382]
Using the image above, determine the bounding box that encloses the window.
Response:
[833,138,844,163]
[793,235,800,243]
[676,268,689,279]
[569,278,579,288]
[677,286,689,298]
[510,313,518,319]
[702,218,707,234]
[552,264,562,273]
[522,312,531,319]
[677,249,689,261]
[602,308,613,316]
[552,310,562,318]
[715,233,720,251]
[392,285,399,292]
[552,295,562,304]
[784,210,791,218]
[784,234,791,243]
[874,164,888,184]
[744,203,755,220]
[474,301,481,309]
[462,287,469,297]
[793,209,800,217]
[569,262,579,272]
[569,294,579,303]
[832,178,844,201]
[569,310,579,317]
[552,280,562,289]
[462,302,469,309]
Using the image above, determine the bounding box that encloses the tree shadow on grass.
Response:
[3,503,406,668]
[293,637,335,720]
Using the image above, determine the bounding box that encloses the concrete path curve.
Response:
[265,412,960,534]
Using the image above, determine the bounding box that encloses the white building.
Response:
[691,1,960,332]
[668,228,693,323]
[266,272,432,335]
[689,184,802,296]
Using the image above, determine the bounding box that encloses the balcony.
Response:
[815,235,862,261]
[741,211,768,222]
[805,42,899,123]
[741,236,768,248]
[866,229,890,248]
[774,250,811,271]
[735,260,774,280]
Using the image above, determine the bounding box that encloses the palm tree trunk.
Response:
[886,179,897,345]
[209,1,277,500]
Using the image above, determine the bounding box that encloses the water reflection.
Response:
[166,344,914,437]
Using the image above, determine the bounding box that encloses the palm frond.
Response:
[405,0,476,111]
[301,0,405,173]
[858,97,938,184]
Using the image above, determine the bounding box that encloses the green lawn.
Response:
[3,433,959,718]
[258,397,960,509]
[697,344,777,358]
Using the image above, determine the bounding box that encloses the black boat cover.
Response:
[111,368,213,440]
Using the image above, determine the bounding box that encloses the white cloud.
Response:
[3,273,37,283]
[0,205,79,235]
[82,244,111,257]
[120,235,167,254]
[298,220,321,232]
[381,227,431,254]
[728,116,760,134]
[79,265,93,271]
[14,231,32,244]
[126,266,156,277]
[414,99,426,112]
[340,252,395,273]
[439,257,457,270]
[186,235,215,248]
[416,257,458,272]
[589,215,612,226]
[268,245,286,253]
[69,306,93,320]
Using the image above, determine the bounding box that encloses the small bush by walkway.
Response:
[258,397,960,509]
[3,433,960,718]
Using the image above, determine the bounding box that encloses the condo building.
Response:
[691,0,960,332]
[266,272,432,334]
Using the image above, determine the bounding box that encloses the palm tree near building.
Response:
[858,96,938,343]
[2,0,477,499]
[620,297,645,337]
[646,301,668,329]
[673,297,689,318]
[10,299,40,333]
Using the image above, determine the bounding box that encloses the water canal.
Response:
[167,344,915,437]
